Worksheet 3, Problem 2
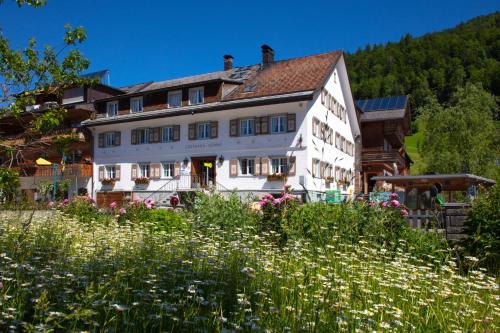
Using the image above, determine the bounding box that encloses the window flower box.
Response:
[267,173,287,181]
[134,177,150,185]
[101,178,115,186]
[325,177,335,184]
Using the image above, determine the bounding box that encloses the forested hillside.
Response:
[346,12,500,113]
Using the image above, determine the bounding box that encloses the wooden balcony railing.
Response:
[15,163,93,177]
[362,147,406,167]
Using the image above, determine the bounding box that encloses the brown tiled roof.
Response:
[115,50,342,100]
[225,51,342,101]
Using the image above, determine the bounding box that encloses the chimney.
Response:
[261,44,274,68]
[223,54,233,70]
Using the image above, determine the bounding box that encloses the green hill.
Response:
[347,12,500,112]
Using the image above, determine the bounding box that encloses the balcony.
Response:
[362,147,406,168]
[15,163,93,178]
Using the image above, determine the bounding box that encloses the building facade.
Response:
[83,46,361,206]
[355,96,413,194]
[0,73,124,201]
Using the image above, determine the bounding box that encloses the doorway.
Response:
[190,156,216,188]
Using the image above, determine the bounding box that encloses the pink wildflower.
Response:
[109,201,117,209]
[47,201,55,208]
[390,193,399,200]
[63,199,69,205]
[119,207,126,215]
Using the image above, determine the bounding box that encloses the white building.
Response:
[83,46,361,206]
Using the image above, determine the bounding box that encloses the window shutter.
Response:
[230,159,238,177]
[131,129,137,145]
[173,125,180,141]
[150,163,161,179]
[261,157,269,176]
[229,119,238,137]
[148,128,155,143]
[98,134,105,148]
[312,160,316,178]
[288,156,296,176]
[114,131,121,146]
[321,88,325,105]
[312,119,317,137]
[210,121,218,138]
[287,113,296,132]
[98,166,104,181]
[173,163,180,178]
[320,161,325,178]
[131,164,138,180]
[255,117,261,134]
[254,158,261,176]
[188,123,196,140]
[260,117,269,134]
[115,165,121,180]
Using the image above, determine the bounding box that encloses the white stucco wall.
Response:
[305,59,357,200]
[91,101,309,198]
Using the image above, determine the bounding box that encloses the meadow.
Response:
[0,194,498,332]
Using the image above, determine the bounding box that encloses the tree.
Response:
[0,0,93,166]
[419,83,499,178]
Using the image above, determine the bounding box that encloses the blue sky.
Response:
[1,0,498,87]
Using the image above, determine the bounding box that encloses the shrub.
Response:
[146,209,190,233]
[192,191,259,236]
[462,185,500,273]
[117,198,155,224]
[284,194,450,261]
[258,192,298,241]
[0,167,19,202]
[60,196,112,224]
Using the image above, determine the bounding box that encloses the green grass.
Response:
[0,213,498,332]
[406,119,426,175]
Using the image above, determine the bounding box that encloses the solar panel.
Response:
[355,95,407,112]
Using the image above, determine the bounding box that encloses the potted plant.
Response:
[267,174,287,181]
[134,177,150,185]
[101,178,115,186]
[325,176,335,184]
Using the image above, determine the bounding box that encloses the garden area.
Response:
[0,188,498,332]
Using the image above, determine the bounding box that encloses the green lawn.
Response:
[405,119,426,175]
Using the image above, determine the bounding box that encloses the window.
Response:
[189,87,204,105]
[161,126,174,142]
[67,149,82,163]
[271,157,287,174]
[105,165,116,179]
[197,122,210,139]
[168,90,182,108]
[240,158,255,175]
[313,159,321,178]
[240,118,255,136]
[325,164,333,178]
[105,132,116,147]
[107,101,118,117]
[131,96,143,113]
[271,115,286,134]
[162,162,174,178]
[313,118,321,138]
[138,163,150,178]
[137,128,149,144]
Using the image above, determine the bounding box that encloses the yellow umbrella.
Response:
[36,157,52,166]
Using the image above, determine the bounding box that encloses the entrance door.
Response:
[191,156,216,188]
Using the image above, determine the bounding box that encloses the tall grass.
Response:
[0,214,498,332]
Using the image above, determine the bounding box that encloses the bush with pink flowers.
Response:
[60,196,112,224]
